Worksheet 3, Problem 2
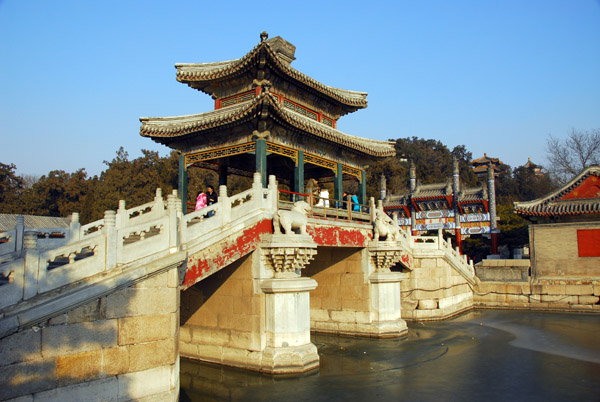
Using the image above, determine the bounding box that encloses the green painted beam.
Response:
[359,170,366,208]
[256,139,267,188]
[294,150,304,201]
[334,163,343,207]
[178,154,188,214]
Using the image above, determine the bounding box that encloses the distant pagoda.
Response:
[140,32,394,211]
[471,153,503,179]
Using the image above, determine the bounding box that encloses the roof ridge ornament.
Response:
[260,31,268,42]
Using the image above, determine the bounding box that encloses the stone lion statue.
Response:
[274,201,311,235]
[373,209,401,241]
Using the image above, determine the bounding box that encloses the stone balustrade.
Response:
[1,177,480,326]
[0,175,281,332]
[412,230,475,284]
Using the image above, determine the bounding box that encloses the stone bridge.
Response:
[0,173,475,401]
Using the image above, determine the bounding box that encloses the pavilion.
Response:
[140,32,395,211]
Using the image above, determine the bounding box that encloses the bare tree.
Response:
[21,174,40,189]
[546,128,600,184]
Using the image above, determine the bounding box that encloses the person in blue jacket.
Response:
[350,193,360,212]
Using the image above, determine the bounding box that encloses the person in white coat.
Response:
[316,187,329,207]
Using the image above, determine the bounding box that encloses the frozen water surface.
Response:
[181,310,600,402]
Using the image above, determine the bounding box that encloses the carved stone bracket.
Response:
[261,234,317,278]
[368,241,412,272]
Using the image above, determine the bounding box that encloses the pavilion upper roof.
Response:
[514,165,600,217]
[174,33,368,112]
[471,153,501,165]
[471,153,503,176]
[140,92,395,158]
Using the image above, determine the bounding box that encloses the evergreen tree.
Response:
[0,162,24,213]
[366,137,477,198]
[17,169,92,217]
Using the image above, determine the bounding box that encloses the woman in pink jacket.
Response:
[195,191,207,211]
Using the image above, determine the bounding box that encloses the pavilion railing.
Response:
[277,189,372,223]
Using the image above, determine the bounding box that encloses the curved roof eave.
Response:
[174,40,368,108]
[139,101,256,140]
[514,166,600,209]
[513,165,600,216]
[264,94,392,157]
[139,93,394,158]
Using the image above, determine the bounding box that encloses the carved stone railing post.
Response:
[370,197,376,223]
[104,210,117,270]
[68,212,81,243]
[219,185,231,226]
[258,233,319,373]
[167,190,180,251]
[154,187,164,211]
[15,215,24,253]
[268,175,278,212]
[116,199,127,227]
[251,172,263,209]
[23,231,39,300]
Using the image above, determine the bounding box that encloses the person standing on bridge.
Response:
[316,186,329,207]
[341,191,350,209]
[306,178,319,205]
[351,193,360,212]
[206,185,217,205]
[206,185,217,217]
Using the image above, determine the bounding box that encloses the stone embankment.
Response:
[474,259,600,312]
[0,268,180,401]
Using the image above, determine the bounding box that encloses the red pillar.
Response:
[491,233,498,254]
[455,229,463,254]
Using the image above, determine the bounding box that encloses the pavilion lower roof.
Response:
[139,93,394,158]
[175,39,367,109]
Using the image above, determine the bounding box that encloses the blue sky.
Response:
[1,0,599,177]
